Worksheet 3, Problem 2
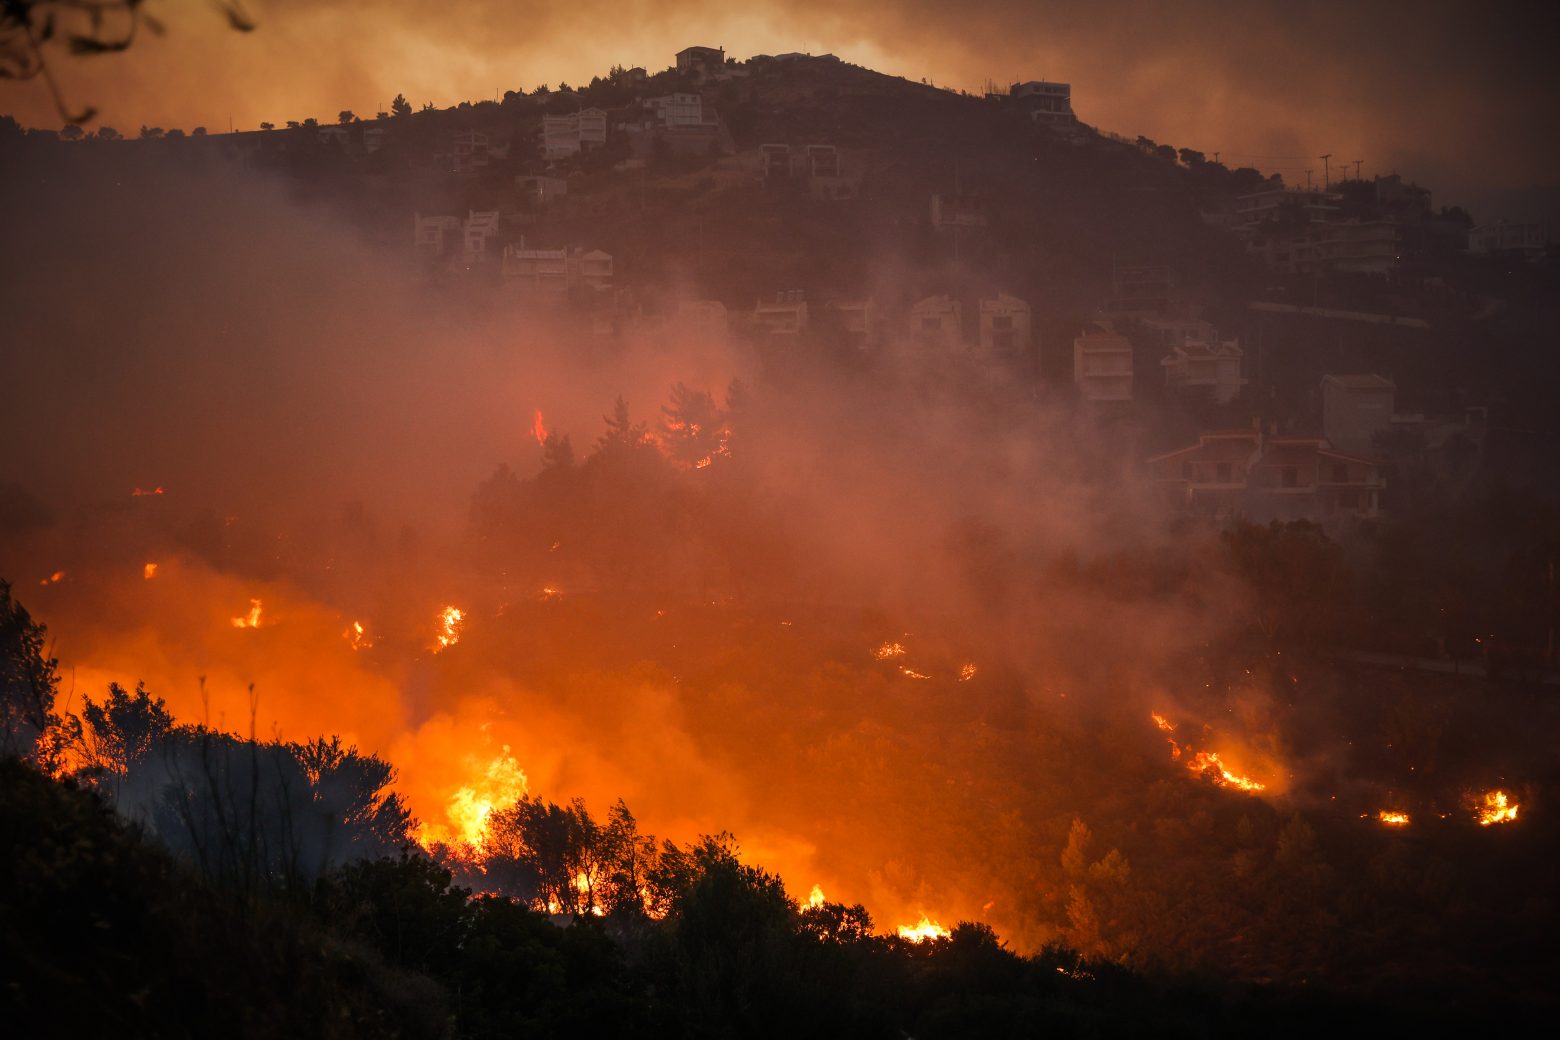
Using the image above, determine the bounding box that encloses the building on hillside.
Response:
[676,45,725,78]
[930,192,988,228]
[1235,187,1341,230]
[754,291,809,336]
[1469,220,1549,259]
[413,213,460,256]
[646,93,711,129]
[516,175,569,206]
[1104,264,1176,318]
[452,129,490,173]
[500,245,614,293]
[677,300,729,338]
[1073,323,1133,402]
[317,125,349,146]
[1144,318,1245,404]
[622,67,648,84]
[541,108,607,159]
[1009,80,1073,121]
[909,295,963,350]
[461,210,502,265]
[832,299,878,349]
[757,142,860,199]
[1144,430,1384,522]
[362,127,385,153]
[1374,174,1431,212]
[977,294,1031,353]
[1322,374,1396,455]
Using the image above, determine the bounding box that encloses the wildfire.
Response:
[420,746,529,849]
[532,409,548,446]
[131,486,165,497]
[694,455,713,469]
[230,598,263,629]
[899,666,931,680]
[1377,810,1411,827]
[344,621,372,650]
[539,586,563,601]
[873,642,906,660]
[958,663,977,681]
[1151,711,1176,732]
[897,915,951,943]
[433,605,466,652]
[1186,750,1266,793]
[39,570,65,586]
[1473,790,1519,826]
[143,562,158,580]
[807,884,826,910]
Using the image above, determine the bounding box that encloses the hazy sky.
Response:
[3,0,1557,217]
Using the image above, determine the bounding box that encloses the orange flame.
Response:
[1377,810,1411,826]
[899,666,931,680]
[1473,790,1518,826]
[143,562,158,580]
[39,570,65,586]
[418,746,529,850]
[1150,711,1176,732]
[532,409,548,446]
[897,915,951,943]
[230,598,263,629]
[958,663,977,682]
[131,486,165,497]
[344,621,372,650]
[433,606,465,652]
[873,642,906,660]
[1186,750,1266,793]
[807,884,826,909]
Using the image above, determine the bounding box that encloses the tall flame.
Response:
[230,598,263,629]
[532,409,548,446]
[1474,790,1518,826]
[807,884,826,909]
[143,562,158,580]
[897,915,951,943]
[433,606,465,652]
[420,746,529,850]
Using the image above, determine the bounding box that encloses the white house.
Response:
[978,294,1031,353]
[754,291,809,336]
[909,295,963,350]
[1073,323,1133,402]
[1145,319,1245,404]
[500,245,613,293]
[542,108,607,159]
[1469,220,1548,259]
[647,94,710,129]
[1009,80,1073,120]
[462,210,502,265]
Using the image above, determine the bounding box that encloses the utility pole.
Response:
[1213,150,1220,165]
[1305,169,1314,190]
[1320,153,1332,189]
[1353,158,1363,180]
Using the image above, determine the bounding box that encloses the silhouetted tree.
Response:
[0,580,60,766]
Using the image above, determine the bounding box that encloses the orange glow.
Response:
[532,409,548,446]
[958,662,977,681]
[1377,810,1411,826]
[807,883,826,909]
[694,455,713,469]
[143,562,158,580]
[344,620,372,650]
[418,745,528,849]
[433,605,465,652]
[230,598,263,629]
[131,486,165,497]
[539,586,563,601]
[39,570,65,586]
[1151,711,1176,732]
[1186,750,1266,793]
[1473,790,1519,826]
[873,642,906,660]
[899,666,930,680]
[897,915,951,943]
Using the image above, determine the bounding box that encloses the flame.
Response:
[899,666,931,680]
[1474,790,1518,826]
[344,620,372,650]
[143,562,158,580]
[1377,810,1411,826]
[1186,750,1266,793]
[419,746,529,849]
[1151,711,1176,732]
[230,598,263,629]
[958,662,977,681]
[807,884,826,909]
[873,642,906,660]
[694,456,713,469]
[433,605,465,652]
[897,915,951,943]
[39,570,65,586]
[532,409,548,446]
[539,586,563,601]
[131,486,165,497]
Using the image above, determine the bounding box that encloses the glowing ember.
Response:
[344,621,372,650]
[39,570,65,586]
[1186,750,1266,793]
[897,915,951,943]
[807,884,826,909]
[143,562,158,580]
[230,598,263,629]
[420,746,529,849]
[433,606,466,651]
[131,486,165,497]
[873,642,906,660]
[539,586,563,601]
[899,666,931,680]
[1474,790,1519,826]
[1151,712,1176,732]
[694,455,713,469]
[532,409,548,446]
[1377,810,1411,826]
[958,663,977,681]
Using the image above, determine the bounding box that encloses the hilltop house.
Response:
[1009,81,1073,121]
[1073,323,1133,402]
[978,294,1031,354]
[909,295,963,350]
[1144,429,1383,523]
[676,45,725,79]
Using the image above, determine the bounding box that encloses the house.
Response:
[754,291,809,336]
[452,129,490,173]
[909,295,963,350]
[1009,80,1073,120]
[677,300,729,338]
[1144,430,1384,522]
[1073,323,1133,401]
[461,210,502,265]
[362,127,385,153]
[930,192,987,228]
[622,67,648,84]
[516,175,568,205]
[978,294,1031,354]
[574,249,614,290]
[757,143,860,199]
[832,299,877,349]
[675,45,725,78]
[1469,220,1549,259]
[1145,318,1245,404]
[413,213,460,255]
[647,93,710,128]
[1322,374,1395,455]
[317,125,350,146]
[500,244,614,292]
[541,108,607,159]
